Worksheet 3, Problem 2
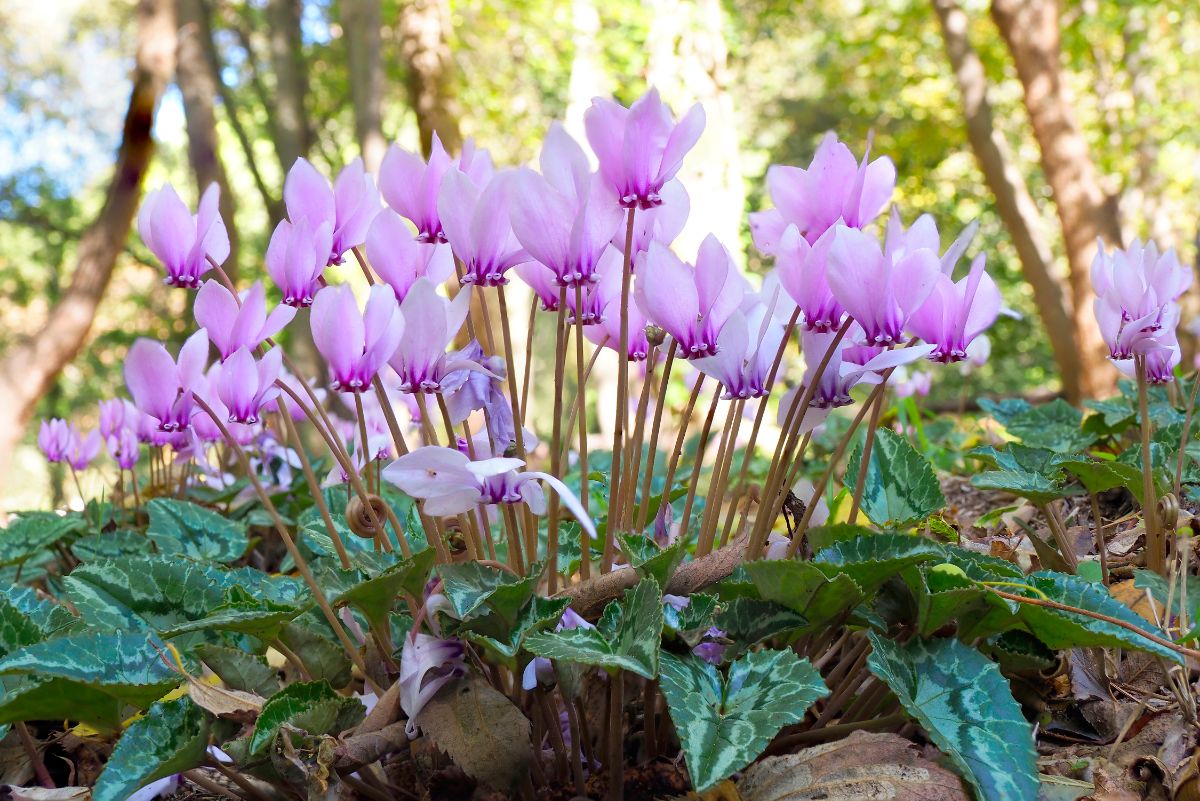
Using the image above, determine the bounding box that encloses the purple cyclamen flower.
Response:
[277,370,327,422]
[584,88,705,209]
[825,224,941,345]
[310,284,405,392]
[515,261,562,312]
[749,132,895,254]
[693,302,786,400]
[611,180,690,257]
[438,169,529,286]
[774,225,842,332]
[108,426,141,470]
[216,347,282,424]
[284,157,380,265]
[800,326,936,410]
[1092,239,1190,361]
[441,343,516,452]
[193,280,296,361]
[379,134,494,244]
[581,248,652,361]
[389,278,486,393]
[65,429,101,471]
[692,627,728,665]
[98,399,138,443]
[266,216,333,307]
[892,366,933,399]
[907,252,1001,363]
[521,608,595,690]
[38,419,75,463]
[636,235,748,359]
[963,335,990,372]
[125,330,209,432]
[382,446,597,540]
[365,209,456,302]
[509,124,624,286]
[138,183,230,288]
[400,632,467,737]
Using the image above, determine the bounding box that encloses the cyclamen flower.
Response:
[907,253,1002,363]
[892,366,933,399]
[38,419,75,463]
[365,210,455,301]
[125,330,209,432]
[509,124,624,286]
[584,88,705,209]
[388,278,483,393]
[522,608,594,690]
[284,157,380,264]
[800,326,936,410]
[65,430,101,471]
[310,284,405,392]
[382,446,597,541]
[266,216,333,307]
[98,399,137,443]
[379,133,494,243]
[138,183,230,288]
[826,224,940,345]
[749,132,895,254]
[441,343,516,452]
[774,225,842,332]
[636,235,748,358]
[581,246,652,360]
[693,303,785,399]
[216,347,282,424]
[107,426,141,470]
[193,280,296,361]
[1092,240,1190,360]
[399,632,466,737]
[515,262,562,312]
[437,169,529,286]
[611,180,690,257]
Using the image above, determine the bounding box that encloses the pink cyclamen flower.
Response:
[400,632,466,737]
[636,235,748,359]
[580,246,651,360]
[801,326,936,410]
[266,216,333,307]
[365,209,455,302]
[388,278,483,393]
[65,430,101,471]
[749,132,895,254]
[38,419,75,463]
[125,330,209,431]
[612,180,690,258]
[693,302,785,400]
[826,224,940,345]
[311,284,405,392]
[509,124,624,286]
[216,347,282,424]
[284,157,380,265]
[907,253,1001,363]
[892,366,933,399]
[441,343,516,452]
[379,133,494,244]
[193,280,296,361]
[138,183,230,288]
[382,446,597,540]
[774,224,842,332]
[515,262,562,312]
[1092,239,1190,361]
[107,426,141,470]
[98,399,137,443]
[584,88,705,209]
[521,608,595,690]
[438,169,528,286]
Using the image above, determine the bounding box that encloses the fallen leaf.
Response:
[187,679,264,722]
[0,788,91,801]
[415,674,532,789]
[1108,580,1163,625]
[333,721,408,770]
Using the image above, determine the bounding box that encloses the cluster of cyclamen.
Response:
[1092,239,1191,383]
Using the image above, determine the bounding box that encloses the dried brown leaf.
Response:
[333,721,409,770]
[415,674,532,789]
[1108,579,1163,625]
[187,678,264,722]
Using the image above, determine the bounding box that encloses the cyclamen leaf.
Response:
[0,599,46,658]
[714,598,806,658]
[1002,398,1096,452]
[813,532,945,593]
[196,644,280,697]
[844,429,945,527]
[71,530,155,560]
[970,469,1066,505]
[329,547,437,628]
[742,560,863,627]
[92,696,211,801]
[525,579,662,678]
[147,498,250,563]
[438,560,543,623]
[250,680,364,754]
[0,513,85,567]
[461,595,571,661]
[0,586,77,635]
[658,648,828,792]
[866,633,1038,801]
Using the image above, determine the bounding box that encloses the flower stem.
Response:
[678,391,723,542]
[607,208,637,568]
[1137,355,1165,574]
[847,380,887,525]
[547,288,571,587]
[1174,371,1200,496]
[630,341,678,531]
[642,375,707,533]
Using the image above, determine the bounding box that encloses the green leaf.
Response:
[71,530,155,560]
[0,631,180,728]
[147,498,250,563]
[904,564,990,638]
[844,429,945,527]
[93,696,211,801]
[462,595,571,661]
[867,633,1038,801]
[805,523,876,554]
[0,599,46,658]
[0,587,76,636]
[1001,398,1096,452]
[278,621,352,688]
[195,644,280,697]
[714,598,806,655]
[664,593,721,642]
[525,579,662,678]
[0,512,85,566]
[438,560,542,623]
[743,560,864,627]
[658,648,828,791]
[1061,460,1145,502]
[250,680,363,754]
[814,533,945,593]
[971,469,1066,505]
[620,532,686,587]
[162,589,307,640]
[329,548,437,629]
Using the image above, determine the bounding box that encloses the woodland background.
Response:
[1,0,1197,513]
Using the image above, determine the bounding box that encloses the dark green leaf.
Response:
[93,696,211,801]
[814,533,945,593]
[250,680,364,754]
[0,513,85,567]
[743,560,864,626]
[714,598,806,655]
[438,560,542,623]
[147,499,250,563]
[1061,460,1144,501]
[462,595,571,661]
[844,429,945,527]
[971,470,1067,505]
[71,530,155,560]
[329,548,437,628]
[196,644,280,697]
[278,620,352,688]
[620,533,686,587]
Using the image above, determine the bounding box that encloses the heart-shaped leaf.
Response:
[250,680,364,754]
[147,498,250,563]
[844,429,945,527]
[0,513,85,567]
[93,695,211,801]
[814,532,946,593]
[742,560,864,628]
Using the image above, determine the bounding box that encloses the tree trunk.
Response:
[0,0,177,509]
[177,0,239,276]
[932,0,1084,402]
[398,0,462,156]
[343,0,387,172]
[991,0,1123,399]
[265,0,311,171]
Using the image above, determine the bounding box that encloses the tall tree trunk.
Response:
[932,0,1084,402]
[0,0,177,509]
[343,0,387,172]
[991,0,1123,399]
[398,0,461,156]
[265,0,312,171]
[177,0,239,276]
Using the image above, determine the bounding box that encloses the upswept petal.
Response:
[284,158,335,230]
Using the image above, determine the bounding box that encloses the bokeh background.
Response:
[1,0,1198,512]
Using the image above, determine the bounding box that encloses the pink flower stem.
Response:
[547,287,572,586]
[1137,355,1165,574]
[605,208,637,574]
[644,374,708,534]
[678,390,723,541]
[350,245,376,286]
[630,341,679,531]
[616,341,664,530]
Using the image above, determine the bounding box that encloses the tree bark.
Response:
[176,0,239,276]
[398,0,462,156]
[932,0,1084,403]
[0,0,177,508]
[991,0,1123,399]
[265,0,312,171]
[343,0,387,172]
